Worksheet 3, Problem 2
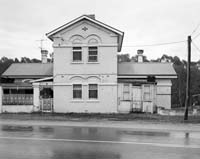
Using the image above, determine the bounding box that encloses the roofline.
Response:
[46,15,124,38]
[118,75,177,79]
[118,74,177,76]
[119,32,124,52]
[46,15,124,52]
[1,75,53,79]
[118,62,174,64]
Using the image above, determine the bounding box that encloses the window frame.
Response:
[143,85,151,101]
[123,83,130,101]
[72,47,82,62]
[88,46,98,63]
[88,84,98,100]
[73,84,82,99]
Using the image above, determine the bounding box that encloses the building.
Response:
[0,15,177,113]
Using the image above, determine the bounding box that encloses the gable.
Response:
[46,15,124,52]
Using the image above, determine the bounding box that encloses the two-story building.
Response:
[0,15,177,113]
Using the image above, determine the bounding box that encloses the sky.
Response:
[0,0,200,61]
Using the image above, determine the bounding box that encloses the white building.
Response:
[0,15,177,113]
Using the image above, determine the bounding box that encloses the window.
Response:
[88,47,98,62]
[73,47,82,61]
[123,84,130,100]
[143,85,151,101]
[89,84,98,99]
[73,84,82,99]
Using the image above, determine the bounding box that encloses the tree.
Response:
[173,56,183,65]
[31,58,41,63]
[21,57,31,63]
[118,54,131,62]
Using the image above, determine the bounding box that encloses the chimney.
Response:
[87,14,95,19]
[41,50,48,63]
[137,50,144,62]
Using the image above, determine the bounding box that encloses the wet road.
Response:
[0,124,200,159]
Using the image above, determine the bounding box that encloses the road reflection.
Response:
[0,124,200,159]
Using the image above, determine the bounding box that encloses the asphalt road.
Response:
[0,122,200,159]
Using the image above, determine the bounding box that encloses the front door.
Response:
[132,86,142,111]
[142,84,155,113]
[39,87,53,112]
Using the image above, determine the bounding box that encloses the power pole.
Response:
[184,36,191,121]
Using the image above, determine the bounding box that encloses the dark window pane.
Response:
[18,89,25,94]
[88,47,98,62]
[73,84,82,99]
[73,90,82,99]
[89,84,97,90]
[89,56,97,62]
[25,89,33,94]
[10,89,18,94]
[89,46,97,50]
[89,84,98,99]
[73,47,82,61]
[89,51,97,55]
[73,47,81,50]
[89,90,98,99]
[3,89,9,94]
[73,52,82,61]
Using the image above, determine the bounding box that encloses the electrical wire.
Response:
[122,40,186,47]
[192,32,200,40]
[192,41,200,54]
[191,22,200,36]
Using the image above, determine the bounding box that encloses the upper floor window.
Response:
[88,47,98,62]
[73,84,82,99]
[73,47,82,62]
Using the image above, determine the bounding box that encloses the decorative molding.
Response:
[69,75,85,81]
[52,43,117,48]
[86,34,102,44]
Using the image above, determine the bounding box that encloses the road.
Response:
[0,120,199,159]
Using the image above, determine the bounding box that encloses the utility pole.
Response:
[184,36,191,121]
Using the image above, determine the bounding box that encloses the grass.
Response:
[0,112,200,124]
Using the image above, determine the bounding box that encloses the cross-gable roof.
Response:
[46,15,124,52]
[1,62,177,80]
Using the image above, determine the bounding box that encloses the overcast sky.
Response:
[1,0,200,61]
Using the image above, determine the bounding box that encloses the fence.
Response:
[2,94,33,105]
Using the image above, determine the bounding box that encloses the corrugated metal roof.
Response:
[2,62,176,79]
[118,62,177,76]
[2,63,53,78]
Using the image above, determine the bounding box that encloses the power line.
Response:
[191,22,200,36]
[192,32,200,40]
[192,41,200,54]
[122,40,186,47]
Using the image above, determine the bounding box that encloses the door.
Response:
[132,86,142,111]
[142,84,155,113]
[117,83,132,113]
[39,87,53,112]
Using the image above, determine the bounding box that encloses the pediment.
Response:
[46,15,124,51]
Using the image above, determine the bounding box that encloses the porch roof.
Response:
[1,63,53,79]
[118,62,177,77]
